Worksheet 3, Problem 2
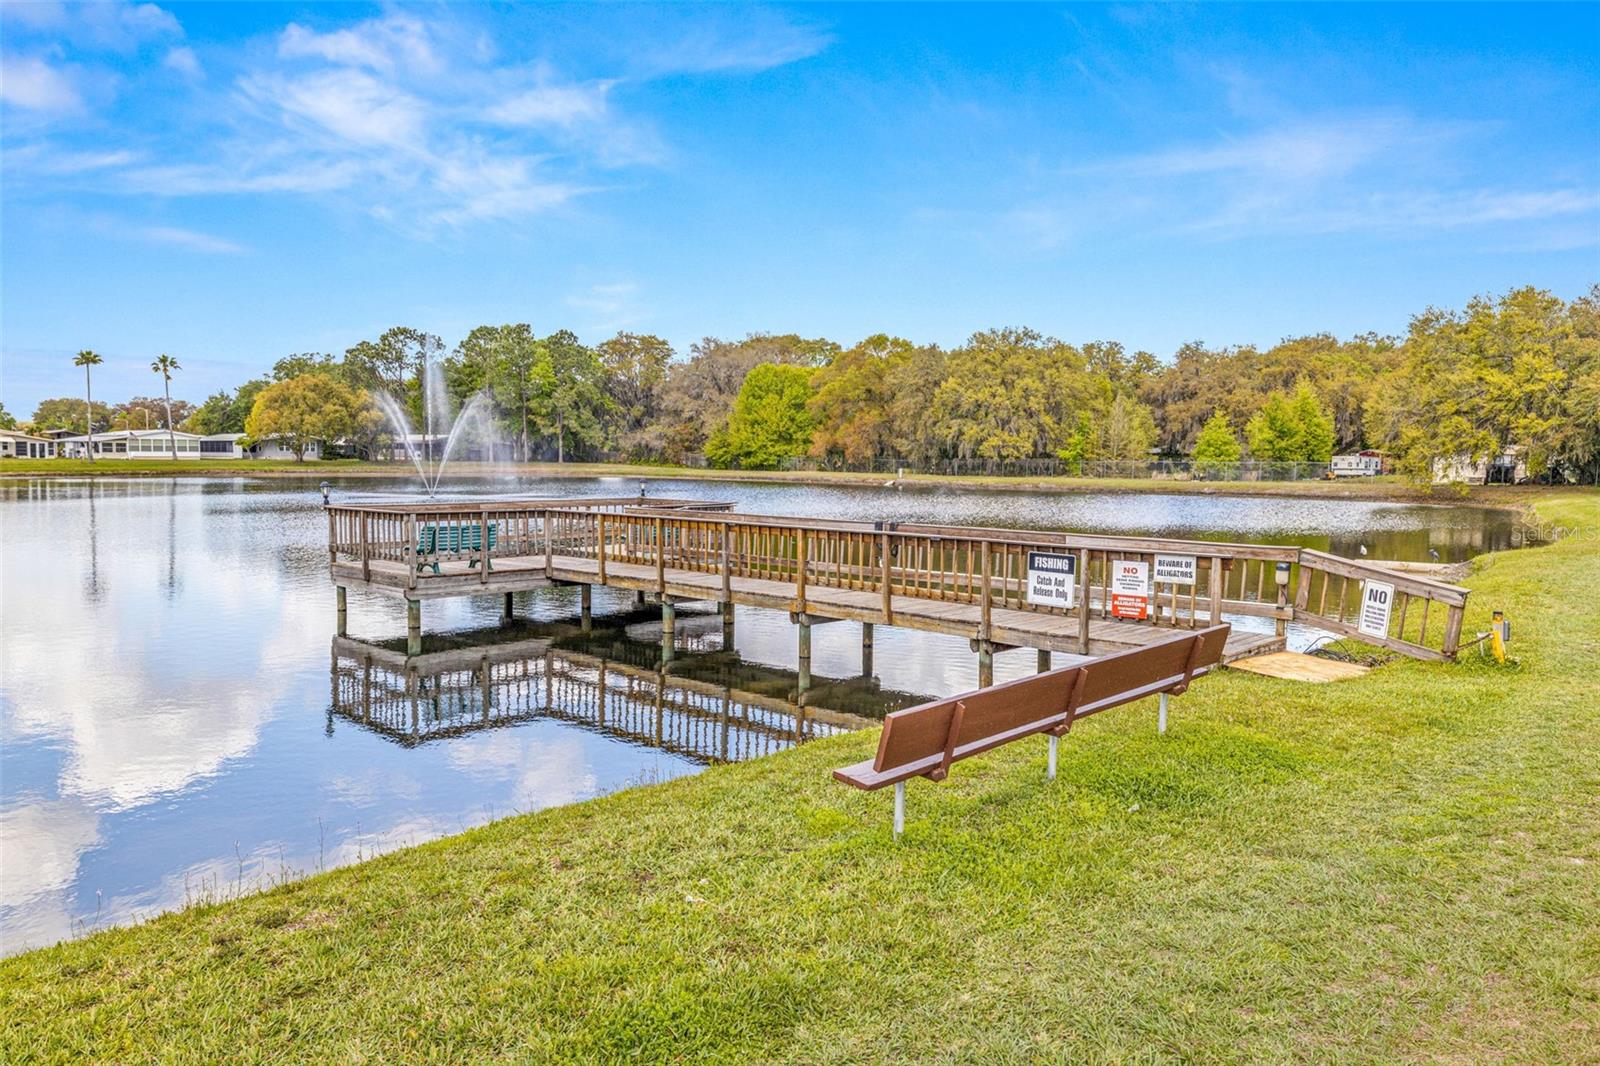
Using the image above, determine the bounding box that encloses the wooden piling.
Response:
[797,622,812,693]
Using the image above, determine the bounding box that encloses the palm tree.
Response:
[151,354,181,460]
[73,350,103,462]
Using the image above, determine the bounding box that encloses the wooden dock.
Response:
[325,496,1472,684]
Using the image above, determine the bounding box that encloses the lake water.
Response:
[0,476,1521,954]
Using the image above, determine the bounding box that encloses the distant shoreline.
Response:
[0,457,1561,510]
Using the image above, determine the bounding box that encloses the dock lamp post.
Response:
[1274,562,1292,638]
[320,481,332,506]
[638,479,647,500]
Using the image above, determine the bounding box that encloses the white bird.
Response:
[1358,544,1368,556]
[883,480,896,487]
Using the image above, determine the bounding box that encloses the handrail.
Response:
[326,500,1473,661]
[1293,549,1469,660]
[329,496,734,515]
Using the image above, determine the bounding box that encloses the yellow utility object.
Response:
[1490,610,1509,664]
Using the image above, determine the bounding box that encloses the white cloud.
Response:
[1096,115,1468,184]
[566,282,641,330]
[135,225,247,254]
[1209,187,1600,238]
[630,9,832,75]
[429,149,582,226]
[4,6,825,232]
[247,68,428,149]
[1,143,139,175]
[163,45,200,78]
[278,15,437,75]
[113,2,181,44]
[1040,109,1600,244]
[124,160,362,195]
[21,1,184,53]
[0,53,82,112]
[488,81,611,128]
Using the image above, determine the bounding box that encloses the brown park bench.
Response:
[833,624,1231,838]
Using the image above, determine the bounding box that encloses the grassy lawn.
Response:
[0,455,1546,508]
[4,494,1597,1062]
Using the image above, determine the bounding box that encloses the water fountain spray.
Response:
[375,351,502,496]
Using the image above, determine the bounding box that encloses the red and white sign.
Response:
[1110,560,1150,620]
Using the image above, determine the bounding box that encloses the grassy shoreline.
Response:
[3,493,1596,1061]
[0,456,1555,509]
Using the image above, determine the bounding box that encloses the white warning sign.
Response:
[1358,579,1395,639]
[1154,554,1197,586]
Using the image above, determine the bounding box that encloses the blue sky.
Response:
[2,2,1597,415]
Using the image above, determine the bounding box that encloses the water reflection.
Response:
[330,617,906,763]
[0,476,1522,954]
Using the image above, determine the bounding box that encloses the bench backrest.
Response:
[1060,623,1229,729]
[862,624,1231,787]
[418,521,498,553]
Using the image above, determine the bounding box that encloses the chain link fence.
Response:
[769,456,1342,481]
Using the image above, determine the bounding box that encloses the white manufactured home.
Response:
[0,430,57,458]
[58,429,206,458]
[201,433,322,460]
[1329,450,1388,477]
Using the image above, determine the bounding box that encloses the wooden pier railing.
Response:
[326,499,1472,661]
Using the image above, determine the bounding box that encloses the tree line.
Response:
[10,285,1596,481]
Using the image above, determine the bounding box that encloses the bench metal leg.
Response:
[1159,692,1169,734]
[893,781,905,841]
[1047,735,1057,780]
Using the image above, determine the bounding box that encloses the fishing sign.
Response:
[1025,551,1078,610]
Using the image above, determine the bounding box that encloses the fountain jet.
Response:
[376,353,505,495]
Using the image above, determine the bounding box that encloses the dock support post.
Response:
[797,622,812,694]
[977,640,994,689]
[1159,692,1169,735]
[1037,648,1051,674]
[861,622,875,677]
[502,592,514,625]
[661,600,675,663]
[406,598,422,657]
[1047,735,1058,780]
[720,601,735,645]
[580,584,592,634]
[335,585,347,637]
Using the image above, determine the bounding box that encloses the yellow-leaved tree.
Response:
[245,372,372,461]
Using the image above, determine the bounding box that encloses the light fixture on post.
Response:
[1274,562,1292,638]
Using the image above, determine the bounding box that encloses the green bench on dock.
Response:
[415,522,497,574]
